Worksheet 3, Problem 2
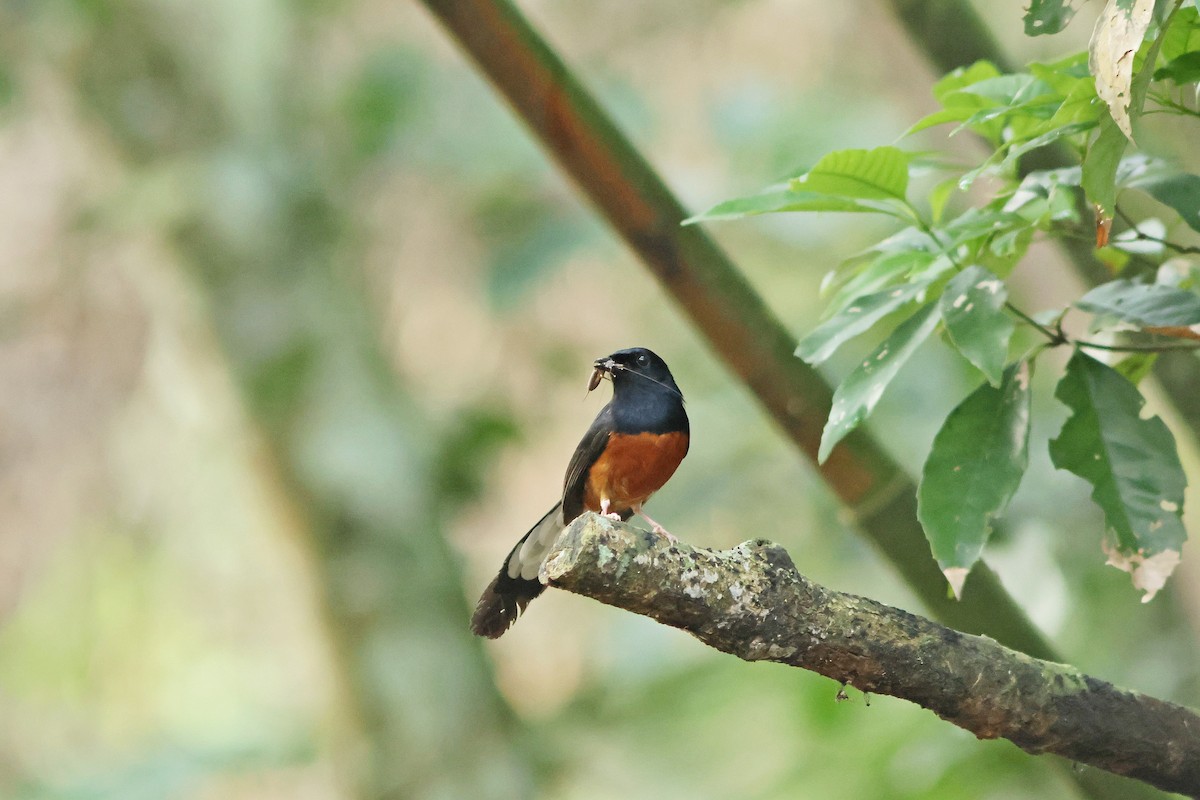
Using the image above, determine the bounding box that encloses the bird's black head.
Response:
[591,347,683,400]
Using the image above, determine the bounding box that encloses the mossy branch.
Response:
[543,514,1200,798]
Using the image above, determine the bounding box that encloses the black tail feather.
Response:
[470,569,546,638]
[471,504,561,638]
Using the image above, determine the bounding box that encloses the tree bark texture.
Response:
[544,514,1200,798]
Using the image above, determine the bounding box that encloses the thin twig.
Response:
[1006,300,1200,353]
[1114,206,1200,255]
[1075,338,1200,353]
[1005,302,1066,343]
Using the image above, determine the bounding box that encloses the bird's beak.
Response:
[587,356,618,392]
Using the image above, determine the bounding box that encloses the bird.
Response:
[470,347,689,639]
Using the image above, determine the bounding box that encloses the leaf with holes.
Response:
[1049,351,1186,602]
[918,362,1032,599]
[940,266,1015,386]
[1089,0,1155,139]
[1025,0,1079,36]
[818,303,940,464]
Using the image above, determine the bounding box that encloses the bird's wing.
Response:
[561,403,614,520]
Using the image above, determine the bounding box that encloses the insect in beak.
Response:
[587,357,618,392]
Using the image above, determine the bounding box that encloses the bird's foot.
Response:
[638,509,678,542]
[651,523,679,544]
[599,499,622,521]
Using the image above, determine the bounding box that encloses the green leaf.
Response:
[686,151,918,229]
[1113,352,1158,384]
[1000,121,1097,171]
[818,303,940,464]
[1041,78,1103,130]
[933,61,1004,101]
[797,280,933,365]
[906,62,1005,138]
[984,227,1036,274]
[949,74,1052,107]
[1094,244,1133,273]
[905,107,979,137]
[919,73,1067,145]
[1029,52,1093,88]
[1154,51,1200,82]
[1004,169,1085,229]
[1159,4,1200,64]
[1076,279,1200,325]
[684,187,902,224]
[936,206,1026,252]
[1049,351,1186,601]
[1081,112,1128,214]
[1126,170,1200,233]
[1025,0,1079,36]
[918,362,1032,599]
[929,176,960,223]
[791,146,910,203]
[821,249,946,321]
[940,266,1015,386]
[818,226,937,303]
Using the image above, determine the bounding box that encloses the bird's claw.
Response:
[652,524,679,543]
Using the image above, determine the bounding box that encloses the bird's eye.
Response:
[636,353,650,367]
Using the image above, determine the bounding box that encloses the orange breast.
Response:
[583,431,689,514]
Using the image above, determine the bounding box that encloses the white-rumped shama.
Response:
[471,347,689,638]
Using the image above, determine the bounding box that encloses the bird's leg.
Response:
[633,504,678,543]
[599,498,622,521]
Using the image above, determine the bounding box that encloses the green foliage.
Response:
[687,147,916,222]
[1156,5,1200,81]
[792,146,912,208]
[1082,113,1132,215]
[1128,169,1200,232]
[918,363,1031,598]
[700,1,1200,601]
[1076,278,1200,325]
[1025,0,1079,36]
[1049,352,1187,600]
[795,280,932,365]
[939,266,1014,386]
[817,303,939,464]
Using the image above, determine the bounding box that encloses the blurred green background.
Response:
[0,1,1197,798]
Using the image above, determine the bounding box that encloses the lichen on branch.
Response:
[542,514,1200,798]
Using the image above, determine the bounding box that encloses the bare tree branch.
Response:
[544,515,1200,799]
